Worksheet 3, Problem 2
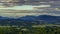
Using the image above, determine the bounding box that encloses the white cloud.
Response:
[0,13,60,18]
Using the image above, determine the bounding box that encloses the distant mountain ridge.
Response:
[0,15,60,22]
[0,15,60,21]
[0,15,60,26]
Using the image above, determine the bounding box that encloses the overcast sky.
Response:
[0,0,60,17]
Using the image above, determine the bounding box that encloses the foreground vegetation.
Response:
[0,26,60,34]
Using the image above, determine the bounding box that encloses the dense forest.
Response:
[0,26,60,34]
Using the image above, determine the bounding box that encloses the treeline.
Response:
[32,26,60,34]
[0,26,60,34]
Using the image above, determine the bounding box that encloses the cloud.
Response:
[33,5,51,7]
[0,13,60,18]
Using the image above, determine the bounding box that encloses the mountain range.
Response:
[0,15,60,26]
